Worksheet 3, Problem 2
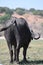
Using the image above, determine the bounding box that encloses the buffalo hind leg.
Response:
[10,49,13,63]
[7,43,13,63]
[23,47,27,61]
[14,46,16,61]
[16,45,20,63]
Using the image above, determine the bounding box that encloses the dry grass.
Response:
[0,39,43,65]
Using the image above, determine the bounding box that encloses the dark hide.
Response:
[0,18,40,63]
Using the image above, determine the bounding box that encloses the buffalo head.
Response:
[31,30,40,40]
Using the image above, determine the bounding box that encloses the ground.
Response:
[0,39,43,65]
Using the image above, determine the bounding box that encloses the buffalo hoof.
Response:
[10,60,13,63]
[16,60,19,64]
[23,58,28,62]
[23,59,29,63]
[14,58,16,61]
[16,61,19,64]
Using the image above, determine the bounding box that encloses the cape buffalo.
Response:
[0,18,40,63]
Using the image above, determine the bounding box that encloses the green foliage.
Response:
[0,7,13,23]
[0,7,43,16]
[29,8,43,16]
[14,8,43,16]
[0,7,13,15]
[29,8,35,12]
[0,7,43,24]
[0,14,11,23]
[15,8,26,15]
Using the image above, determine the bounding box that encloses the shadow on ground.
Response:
[1,59,43,65]
[19,60,43,65]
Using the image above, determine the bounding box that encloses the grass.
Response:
[0,39,43,65]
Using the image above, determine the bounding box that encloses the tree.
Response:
[15,8,25,15]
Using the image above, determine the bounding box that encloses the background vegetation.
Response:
[0,7,43,23]
[0,7,13,23]
[14,8,43,16]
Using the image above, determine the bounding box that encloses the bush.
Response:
[0,7,13,15]
[0,14,11,23]
[15,8,25,15]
